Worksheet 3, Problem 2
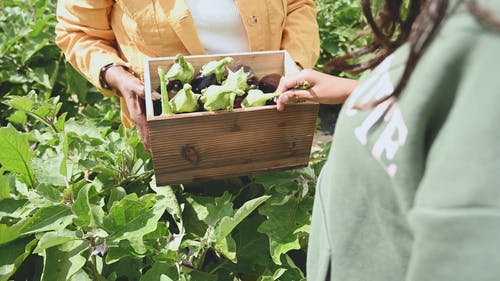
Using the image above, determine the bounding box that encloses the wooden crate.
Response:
[143,50,319,185]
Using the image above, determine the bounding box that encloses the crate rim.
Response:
[143,50,299,119]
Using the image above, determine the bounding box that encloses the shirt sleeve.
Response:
[55,0,126,97]
[282,0,320,68]
[406,32,500,281]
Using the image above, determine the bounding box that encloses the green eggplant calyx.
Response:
[222,67,249,94]
[200,85,236,111]
[166,54,195,84]
[200,57,234,83]
[242,89,282,108]
[170,83,201,113]
[158,67,174,115]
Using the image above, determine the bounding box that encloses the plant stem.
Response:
[197,247,208,271]
[91,253,99,281]
[26,111,58,133]
[49,53,63,95]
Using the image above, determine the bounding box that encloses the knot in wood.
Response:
[229,124,240,132]
[181,145,200,164]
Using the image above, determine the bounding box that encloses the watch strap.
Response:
[99,62,132,89]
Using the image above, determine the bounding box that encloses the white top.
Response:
[185,0,250,54]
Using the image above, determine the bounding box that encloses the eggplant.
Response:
[167,79,183,93]
[156,79,183,100]
[258,73,282,93]
[153,99,163,116]
[191,73,217,94]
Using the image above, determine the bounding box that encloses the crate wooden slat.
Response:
[144,50,319,185]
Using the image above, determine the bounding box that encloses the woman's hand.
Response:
[105,66,161,150]
[275,69,359,111]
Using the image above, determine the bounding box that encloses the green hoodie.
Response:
[308,1,500,280]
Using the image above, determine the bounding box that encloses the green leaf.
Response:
[29,13,53,37]
[0,125,35,186]
[104,257,142,281]
[5,95,34,112]
[22,39,50,65]
[33,229,78,254]
[31,154,66,186]
[151,185,182,222]
[40,240,87,281]
[215,195,270,240]
[106,186,126,211]
[257,268,287,281]
[29,67,52,89]
[105,242,143,264]
[36,183,62,202]
[277,255,306,281]
[0,198,28,220]
[184,195,209,222]
[54,112,67,133]
[64,64,91,103]
[69,270,93,281]
[227,215,271,274]
[72,184,103,228]
[7,111,27,125]
[33,103,54,120]
[252,170,303,192]
[0,176,10,199]
[0,224,23,246]
[214,235,237,262]
[184,270,218,281]
[139,261,178,281]
[20,204,74,235]
[212,195,270,262]
[103,193,168,254]
[0,238,37,281]
[258,197,313,265]
[205,192,233,226]
[65,119,105,143]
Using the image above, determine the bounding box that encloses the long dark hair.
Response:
[326,0,498,107]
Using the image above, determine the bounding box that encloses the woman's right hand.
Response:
[275,69,359,111]
[104,66,161,150]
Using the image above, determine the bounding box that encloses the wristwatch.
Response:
[99,62,133,89]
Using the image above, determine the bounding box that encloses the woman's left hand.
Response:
[275,69,359,111]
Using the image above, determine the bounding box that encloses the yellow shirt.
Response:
[55,0,320,128]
